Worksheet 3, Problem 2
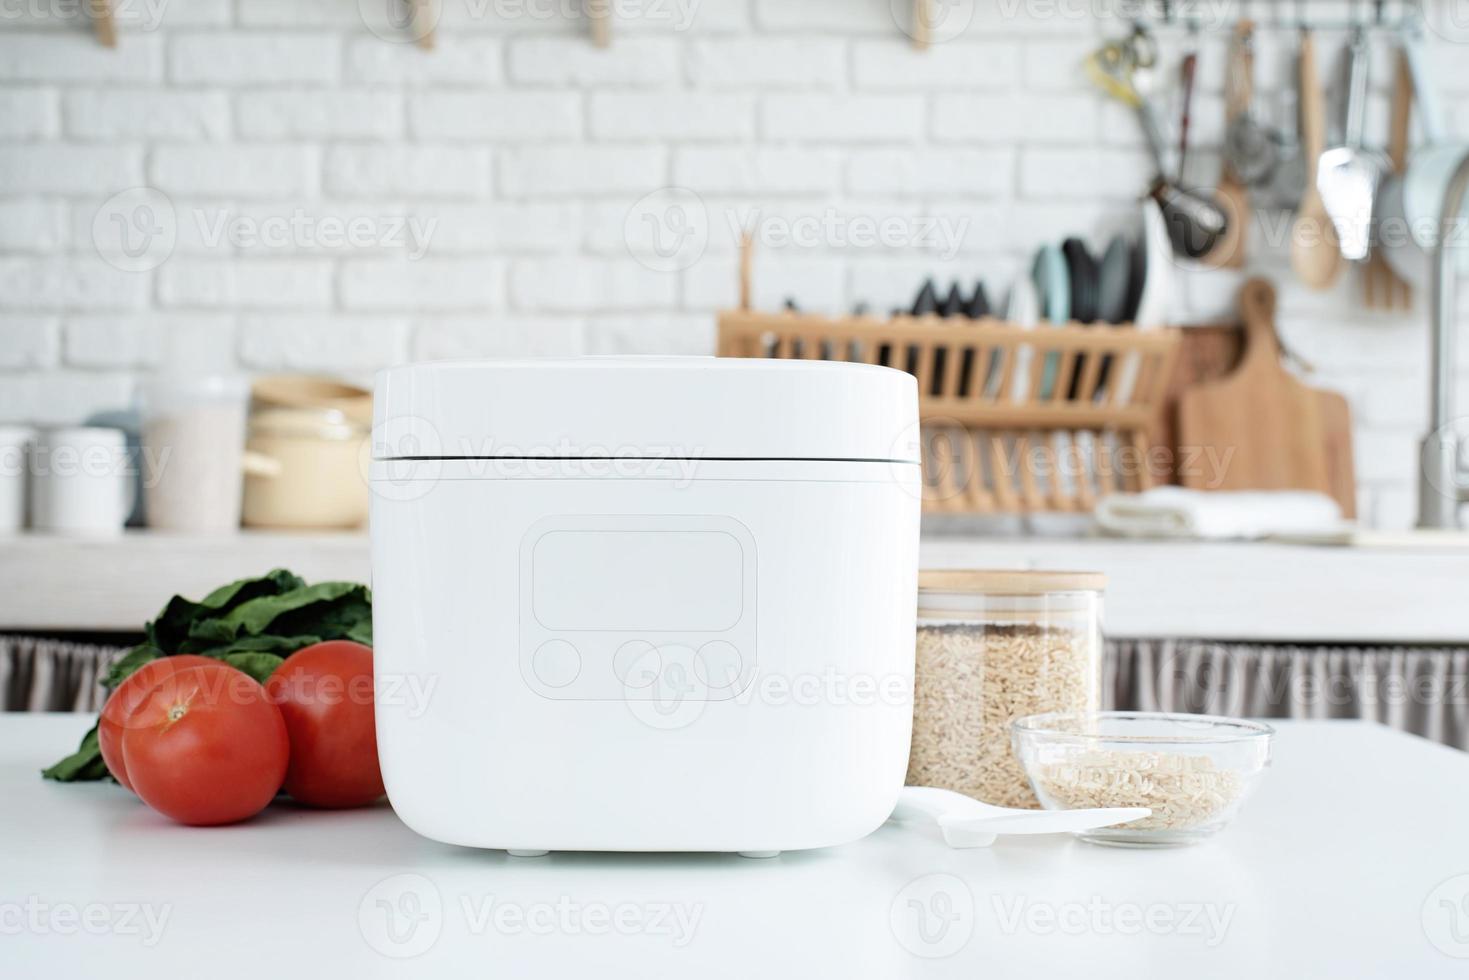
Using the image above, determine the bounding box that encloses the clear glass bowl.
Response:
[1011,711,1274,847]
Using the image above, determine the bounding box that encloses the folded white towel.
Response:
[1094,486,1345,540]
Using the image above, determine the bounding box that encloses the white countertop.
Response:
[4,714,1467,977]
[4,531,1469,643]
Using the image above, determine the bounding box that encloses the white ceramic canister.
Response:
[30,427,134,535]
[139,374,249,533]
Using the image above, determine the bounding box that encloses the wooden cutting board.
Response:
[1178,278,1356,517]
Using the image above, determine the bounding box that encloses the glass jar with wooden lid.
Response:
[907,569,1106,809]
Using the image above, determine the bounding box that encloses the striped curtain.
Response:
[1106,639,1469,750]
[0,635,125,712]
[5,633,1468,750]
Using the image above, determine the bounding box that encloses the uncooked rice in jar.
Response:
[907,622,1095,809]
[1033,750,1243,830]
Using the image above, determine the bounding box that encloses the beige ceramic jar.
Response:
[242,377,371,529]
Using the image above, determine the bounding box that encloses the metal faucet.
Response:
[1418,150,1469,528]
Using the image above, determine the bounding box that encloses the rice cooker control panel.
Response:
[519,515,758,701]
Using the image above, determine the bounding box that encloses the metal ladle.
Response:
[1224,22,1279,187]
[1318,24,1392,261]
[1140,96,1230,259]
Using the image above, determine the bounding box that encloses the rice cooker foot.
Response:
[507,848,549,858]
[737,849,780,859]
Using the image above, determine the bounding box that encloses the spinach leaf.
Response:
[267,585,372,645]
[147,568,304,653]
[188,634,326,659]
[209,582,364,639]
[101,643,164,690]
[221,652,286,685]
[41,724,109,782]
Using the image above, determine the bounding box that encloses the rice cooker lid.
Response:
[372,356,919,463]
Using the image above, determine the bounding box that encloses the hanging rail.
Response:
[1115,0,1427,34]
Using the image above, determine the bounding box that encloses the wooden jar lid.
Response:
[918,569,1107,595]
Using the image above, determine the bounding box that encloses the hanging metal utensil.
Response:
[1318,23,1392,261]
[1261,24,1308,211]
[1224,21,1279,187]
[1142,100,1229,259]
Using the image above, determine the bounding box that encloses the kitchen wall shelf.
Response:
[717,308,1182,515]
[5,531,1468,644]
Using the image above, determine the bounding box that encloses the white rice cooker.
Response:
[369,356,920,856]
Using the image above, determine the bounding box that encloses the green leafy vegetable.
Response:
[101,644,164,690]
[43,569,372,782]
[147,568,306,654]
[41,726,109,782]
[220,652,287,685]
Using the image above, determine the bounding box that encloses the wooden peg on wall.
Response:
[911,0,931,50]
[408,0,435,50]
[738,233,753,312]
[587,0,611,47]
[89,0,117,48]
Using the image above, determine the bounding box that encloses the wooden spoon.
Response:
[1202,20,1253,269]
[1291,30,1342,289]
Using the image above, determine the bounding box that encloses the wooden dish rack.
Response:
[717,305,1182,515]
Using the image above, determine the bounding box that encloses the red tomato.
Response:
[122,663,289,826]
[98,654,217,792]
[265,640,384,809]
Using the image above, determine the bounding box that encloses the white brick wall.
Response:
[510,37,680,85]
[0,200,66,251]
[0,316,60,368]
[66,90,229,140]
[761,94,926,142]
[409,92,582,141]
[169,34,341,84]
[1,0,1465,528]
[239,92,402,140]
[0,90,60,139]
[590,92,756,140]
[152,145,318,196]
[323,144,488,197]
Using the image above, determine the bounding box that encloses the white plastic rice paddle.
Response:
[894,787,1151,848]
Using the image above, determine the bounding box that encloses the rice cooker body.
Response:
[370,358,920,854]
